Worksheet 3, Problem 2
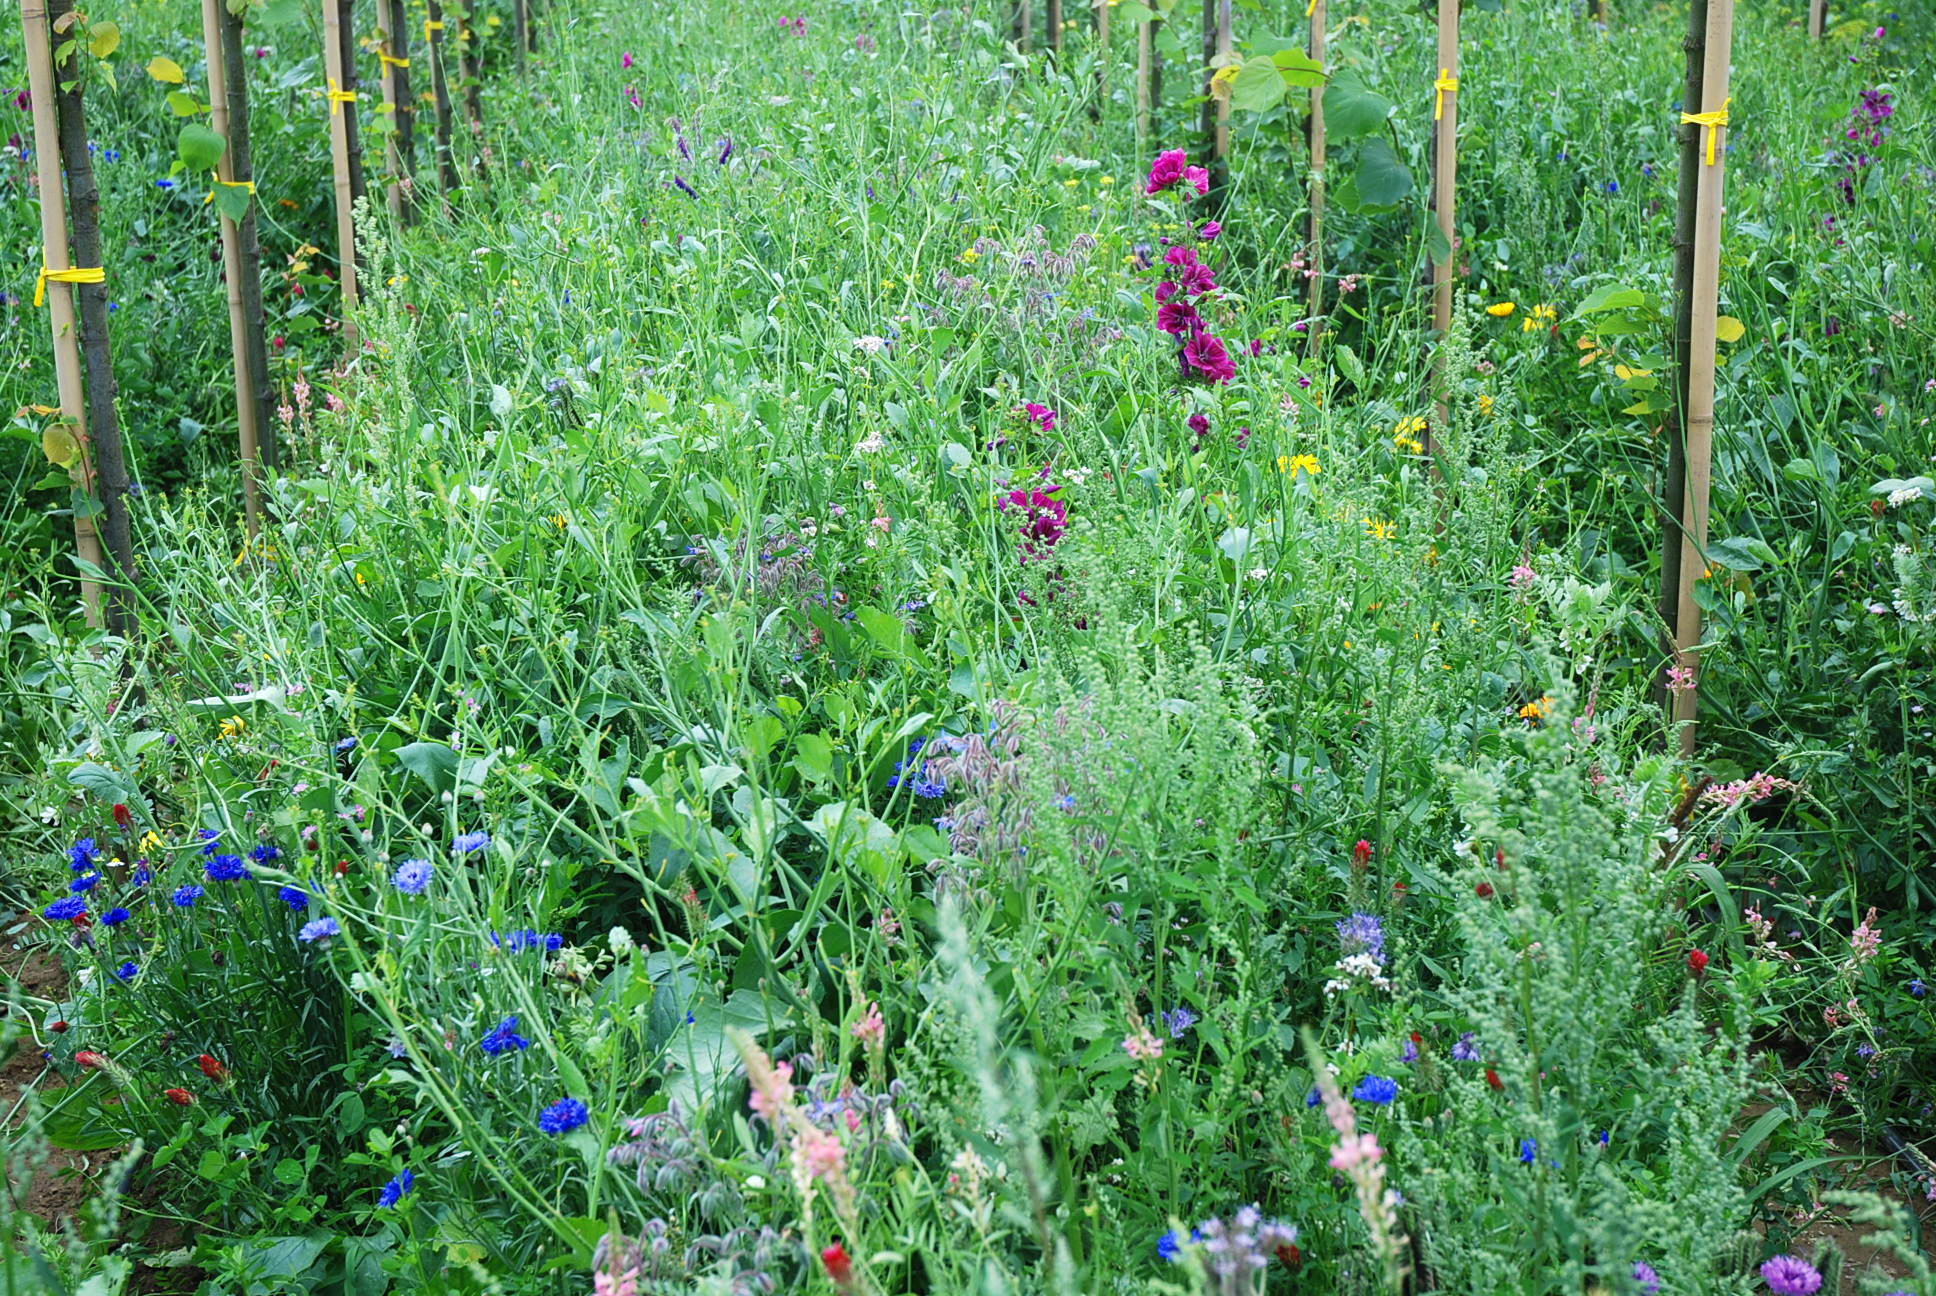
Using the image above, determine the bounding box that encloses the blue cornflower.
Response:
[335,736,359,752]
[154,177,175,189]
[172,885,203,908]
[69,838,101,871]
[1336,911,1387,964]
[116,961,138,981]
[377,1168,414,1207]
[539,1097,588,1135]
[1518,1138,1538,1164]
[480,1015,532,1055]
[1631,1261,1660,1294]
[250,843,281,865]
[104,148,119,163]
[101,907,131,926]
[197,829,221,856]
[43,896,88,921]
[298,916,341,943]
[1056,794,1077,812]
[1305,1087,1322,1108]
[205,853,250,882]
[1162,1006,1197,1039]
[452,830,491,854]
[684,1009,696,1025]
[1158,1229,1183,1261]
[1912,978,1926,998]
[1603,179,1620,194]
[1353,1074,1399,1105]
[912,765,947,798]
[1451,1032,1481,1062]
[1597,1129,1610,1147]
[392,858,434,895]
[131,864,151,887]
[278,886,309,911]
[71,872,102,893]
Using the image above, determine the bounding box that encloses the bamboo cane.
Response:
[1427,0,1460,451]
[21,0,104,626]
[339,0,367,220]
[1014,0,1031,53]
[323,0,359,348]
[48,0,136,633]
[1135,15,1151,138]
[1672,0,1734,758]
[1657,0,1708,715]
[217,2,275,466]
[1048,0,1062,59]
[513,0,528,76]
[383,0,416,223]
[201,0,264,537]
[426,0,458,198]
[1307,0,1326,326]
[1091,0,1107,121]
[1807,0,1823,39]
[375,0,402,220]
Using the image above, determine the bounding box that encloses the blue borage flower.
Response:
[43,896,87,921]
[539,1097,588,1135]
[69,838,102,872]
[392,858,434,895]
[1911,978,1926,998]
[1451,1031,1481,1062]
[1335,911,1387,964]
[490,929,562,953]
[452,830,490,854]
[101,907,131,926]
[278,886,309,911]
[479,1015,532,1055]
[116,961,138,981]
[205,853,250,883]
[172,885,204,908]
[1519,1138,1538,1164]
[298,916,341,943]
[1162,1006,1197,1039]
[1353,1074,1399,1105]
[377,1167,414,1207]
[335,736,359,753]
[131,864,152,887]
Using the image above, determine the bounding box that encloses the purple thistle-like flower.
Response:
[1451,1031,1481,1062]
[1336,911,1387,964]
[1760,1256,1822,1295]
[1163,1006,1198,1039]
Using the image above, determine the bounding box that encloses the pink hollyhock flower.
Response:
[1023,402,1057,432]
[1157,298,1202,336]
[1183,165,1210,196]
[1183,331,1236,384]
[1198,220,1221,240]
[1154,280,1179,304]
[1145,148,1188,194]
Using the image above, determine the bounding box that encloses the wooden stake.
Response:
[1657,0,1707,715]
[49,0,137,634]
[217,1,276,467]
[375,0,403,220]
[459,8,486,177]
[1215,0,1231,164]
[1048,0,1062,59]
[1135,14,1151,138]
[21,0,103,627]
[339,0,367,220]
[1091,0,1108,121]
[385,0,416,222]
[201,0,264,534]
[1307,0,1326,325]
[1199,0,1230,201]
[1672,0,1734,758]
[513,0,528,76]
[323,0,360,348]
[426,0,458,198]
[1807,0,1823,39]
[1427,0,1460,450]
[1013,0,1031,53]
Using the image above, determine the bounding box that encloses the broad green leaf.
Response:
[1353,136,1414,208]
[42,423,80,468]
[1704,535,1778,572]
[1228,58,1285,113]
[213,182,251,222]
[1271,47,1327,88]
[1323,69,1392,141]
[1575,284,1647,315]
[176,121,226,171]
[166,90,201,116]
[147,55,185,83]
[393,741,459,793]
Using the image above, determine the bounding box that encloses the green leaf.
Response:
[1424,220,1452,266]
[87,21,121,58]
[166,90,201,117]
[1704,535,1779,572]
[213,182,251,222]
[1271,47,1327,88]
[1352,136,1414,208]
[1323,69,1392,141]
[147,54,185,83]
[176,121,226,172]
[1228,58,1285,113]
[1575,284,1647,316]
[393,741,459,794]
[1335,344,1365,389]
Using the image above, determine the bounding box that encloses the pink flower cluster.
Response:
[1699,771,1799,810]
[777,15,807,35]
[1145,148,1209,197]
[1143,149,1237,385]
[998,484,1069,565]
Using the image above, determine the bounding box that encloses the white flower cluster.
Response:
[1324,952,1393,997]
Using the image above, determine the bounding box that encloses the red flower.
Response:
[1496,846,1508,870]
[334,859,350,876]
[820,1242,854,1287]
[74,1050,107,1069]
[198,1054,229,1082]
[1475,881,1494,898]
[1354,839,1372,869]
[163,1088,194,1106]
[1410,1031,1423,1048]
[112,803,133,831]
[1275,1242,1303,1268]
[1485,1068,1504,1091]
[1392,881,1409,898]
[50,1020,68,1033]
[1687,949,1709,976]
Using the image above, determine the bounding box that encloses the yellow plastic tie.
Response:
[379,51,411,68]
[203,178,257,206]
[1305,0,1316,17]
[327,77,358,115]
[1680,97,1731,165]
[34,264,105,308]
[1434,69,1459,122]
[424,17,445,41]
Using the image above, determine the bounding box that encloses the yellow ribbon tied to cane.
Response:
[1434,70,1459,122]
[424,18,444,41]
[380,51,410,68]
[34,264,105,308]
[327,77,358,115]
[1680,97,1731,166]
[203,178,256,206]
[1306,0,1317,18]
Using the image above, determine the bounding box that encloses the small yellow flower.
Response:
[1364,518,1396,540]
[219,715,247,740]
[549,513,567,529]
[961,247,980,263]
[1099,175,1114,186]
[1517,695,1554,721]
[1476,392,1495,416]
[1279,453,1322,479]
[1077,204,1092,214]
[139,830,164,853]
[1486,301,1515,317]
[1063,178,1079,188]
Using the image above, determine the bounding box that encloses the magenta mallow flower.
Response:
[1183,165,1210,196]
[1145,148,1188,195]
[1198,220,1221,241]
[998,486,1069,564]
[1023,402,1057,432]
[1157,298,1202,336]
[1183,331,1236,384]
[621,51,634,68]
[1759,1256,1823,1296]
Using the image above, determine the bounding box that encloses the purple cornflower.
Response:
[1760,1256,1823,1295]
[1632,1260,1661,1294]
[1401,1036,1419,1063]
[1452,1032,1481,1062]
[1336,911,1386,964]
[279,886,309,911]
